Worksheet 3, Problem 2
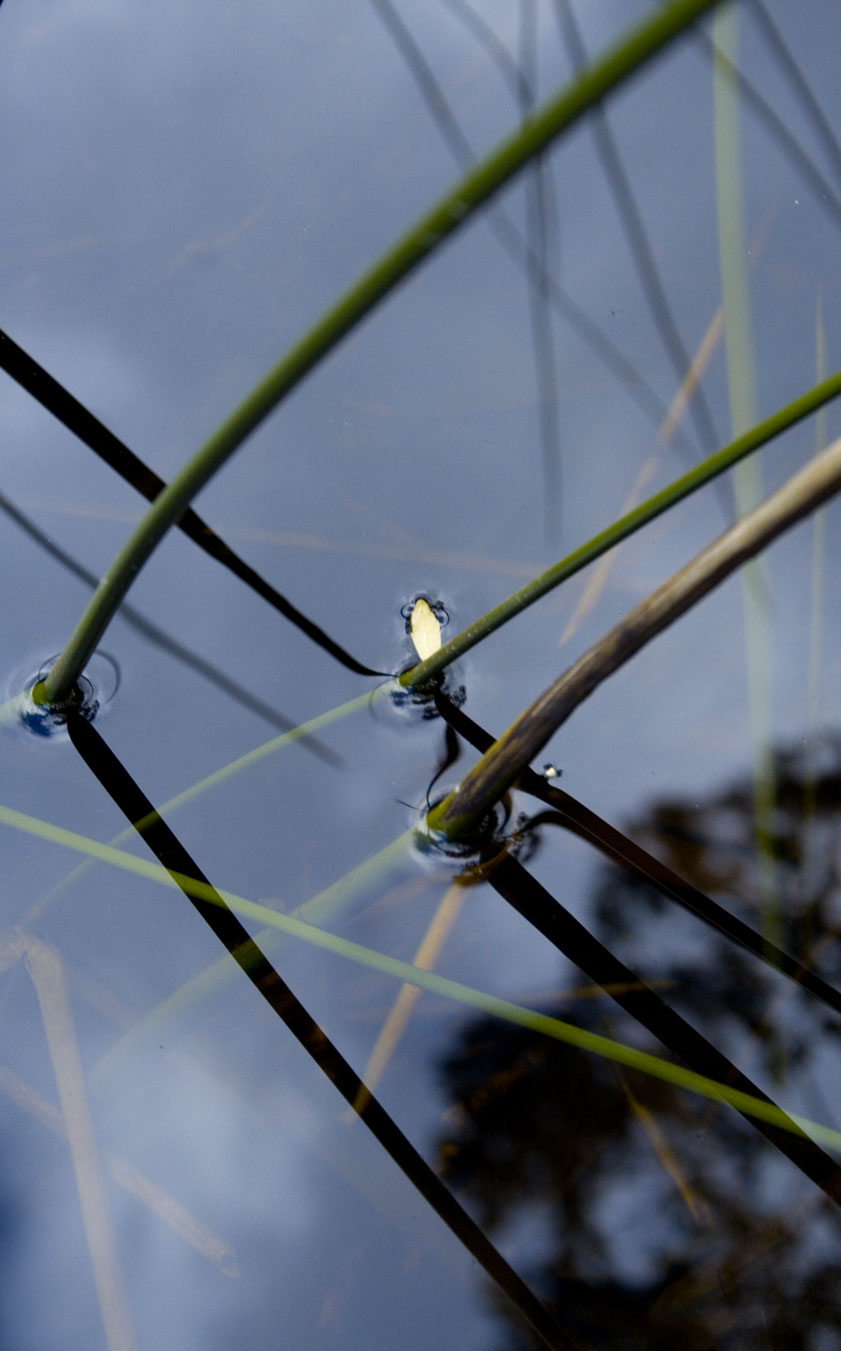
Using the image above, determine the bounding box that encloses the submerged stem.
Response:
[38,0,717,710]
[428,434,841,841]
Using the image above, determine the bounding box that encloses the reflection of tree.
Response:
[435,735,841,1348]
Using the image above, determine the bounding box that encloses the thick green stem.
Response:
[39,0,718,709]
[401,366,841,690]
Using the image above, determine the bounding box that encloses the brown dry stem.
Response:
[429,435,841,841]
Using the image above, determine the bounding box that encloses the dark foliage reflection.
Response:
[435,734,841,1348]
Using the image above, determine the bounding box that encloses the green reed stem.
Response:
[428,433,841,840]
[401,367,841,689]
[22,682,393,929]
[714,4,779,950]
[4,801,840,1152]
[37,0,718,710]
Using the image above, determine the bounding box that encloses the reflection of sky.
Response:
[2,1,841,1345]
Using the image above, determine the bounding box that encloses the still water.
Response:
[2,2,841,1346]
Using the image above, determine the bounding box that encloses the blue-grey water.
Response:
[2,2,841,1347]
